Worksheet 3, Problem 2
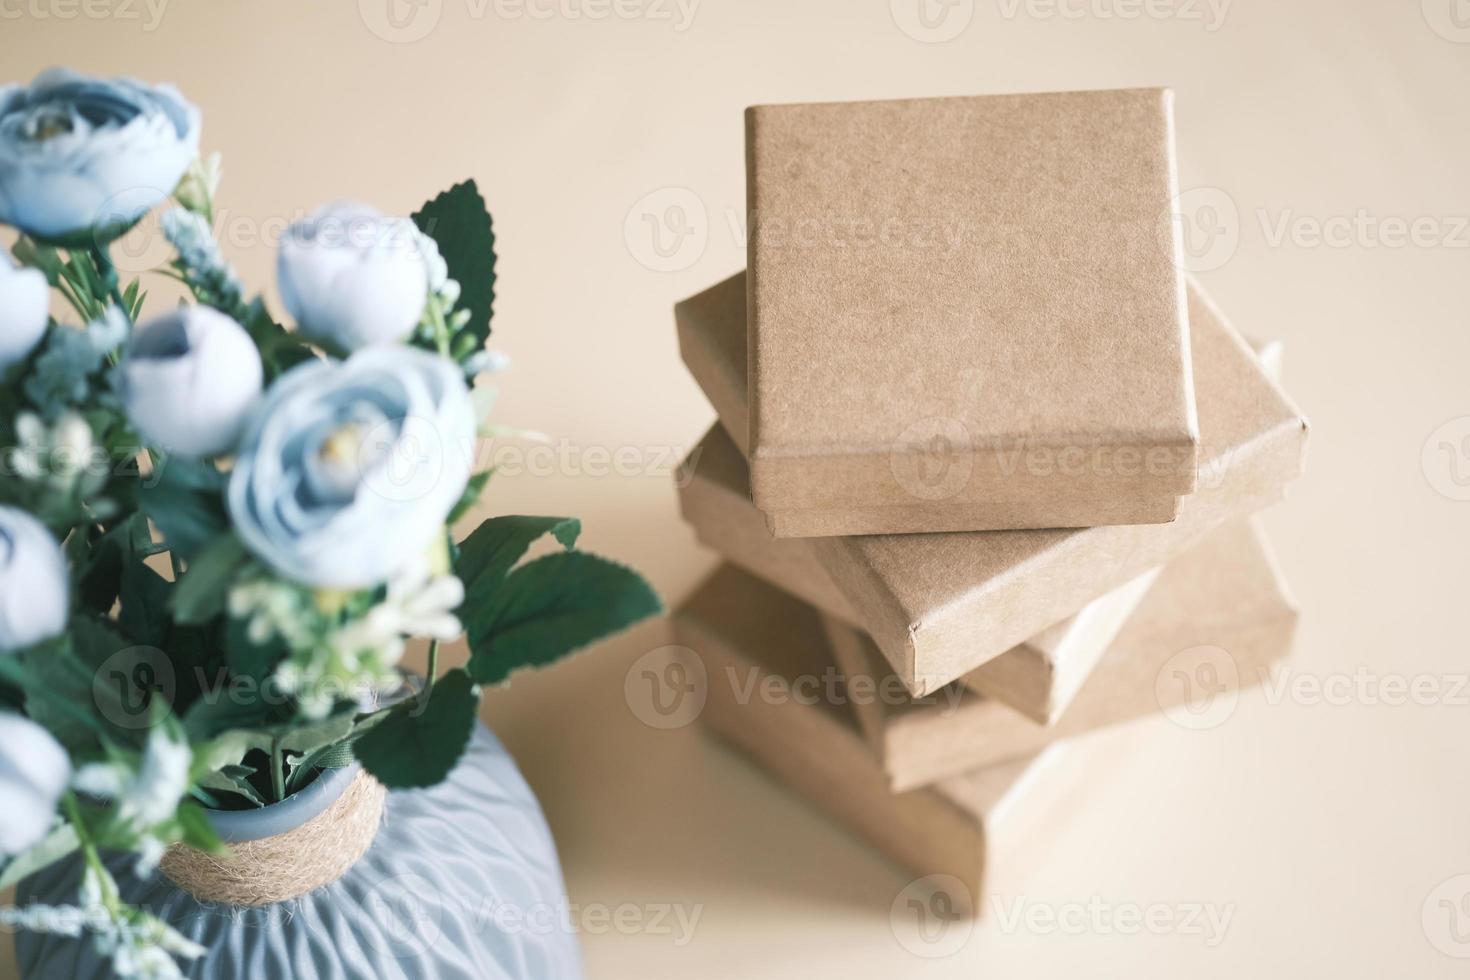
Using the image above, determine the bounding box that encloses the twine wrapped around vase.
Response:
[160,770,386,907]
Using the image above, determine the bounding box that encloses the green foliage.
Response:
[138,458,229,561]
[456,515,581,600]
[447,469,494,524]
[412,180,496,347]
[463,550,660,686]
[241,297,318,382]
[0,824,80,891]
[169,535,247,625]
[354,669,479,789]
[195,764,266,808]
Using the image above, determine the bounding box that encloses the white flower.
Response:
[74,724,191,829]
[0,506,69,652]
[77,865,204,979]
[0,251,49,371]
[73,724,191,874]
[0,713,70,856]
[117,305,263,457]
[8,411,108,504]
[277,201,429,352]
[263,569,465,720]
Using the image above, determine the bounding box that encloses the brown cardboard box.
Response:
[677,564,1079,912]
[676,421,1158,724]
[744,89,1197,535]
[824,521,1298,791]
[677,272,1307,696]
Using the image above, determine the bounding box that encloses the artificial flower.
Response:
[0,68,200,243]
[227,346,474,589]
[0,251,49,370]
[0,505,69,652]
[117,305,263,457]
[0,712,70,855]
[277,201,429,352]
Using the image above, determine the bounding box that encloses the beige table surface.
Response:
[2,2,1468,976]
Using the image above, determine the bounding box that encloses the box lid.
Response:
[745,88,1199,531]
[676,271,1308,695]
[676,419,1158,724]
[822,520,1299,790]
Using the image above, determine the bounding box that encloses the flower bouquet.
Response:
[0,69,658,977]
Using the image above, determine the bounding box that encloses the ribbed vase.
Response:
[17,723,583,980]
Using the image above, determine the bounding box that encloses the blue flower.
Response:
[117,306,262,458]
[277,201,429,352]
[0,252,48,371]
[227,348,476,589]
[0,712,69,856]
[0,505,69,653]
[0,68,200,244]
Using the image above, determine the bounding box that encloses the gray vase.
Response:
[16,722,583,980]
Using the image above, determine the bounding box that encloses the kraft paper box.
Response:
[743,88,1198,536]
[676,421,1157,724]
[676,564,1088,911]
[676,271,1308,696]
[825,521,1299,790]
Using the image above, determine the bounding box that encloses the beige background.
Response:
[3,0,1469,976]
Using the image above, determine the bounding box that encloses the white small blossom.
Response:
[7,410,109,501]
[76,866,204,979]
[72,725,191,874]
[227,578,314,647]
[265,569,465,720]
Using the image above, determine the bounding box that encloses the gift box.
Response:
[743,88,1198,536]
[823,520,1298,791]
[677,421,1158,724]
[677,564,1090,911]
[677,271,1307,696]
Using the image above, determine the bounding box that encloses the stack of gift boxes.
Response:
[669,88,1308,910]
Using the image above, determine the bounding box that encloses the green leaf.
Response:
[464,551,660,686]
[224,612,287,684]
[412,179,496,346]
[242,298,318,381]
[71,526,124,614]
[197,764,266,808]
[170,535,247,624]
[118,558,172,646]
[19,623,132,751]
[139,457,228,561]
[190,701,356,766]
[455,515,580,606]
[447,469,493,525]
[354,670,478,789]
[0,824,80,890]
[174,800,227,855]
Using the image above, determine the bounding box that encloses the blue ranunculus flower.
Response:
[0,505,70,653]
[0,68,200,244]
[228,347,476,590]
[278,201,430,353]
